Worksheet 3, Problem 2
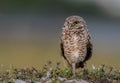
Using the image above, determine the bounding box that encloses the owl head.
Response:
[64,16,86,29]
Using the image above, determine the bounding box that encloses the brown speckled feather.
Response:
[60,16,92,76]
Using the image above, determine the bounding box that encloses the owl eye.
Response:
[73,21,80,24]
[70,21,80,27]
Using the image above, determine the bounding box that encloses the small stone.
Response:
[14,79,26,83]
[58,76,67,82]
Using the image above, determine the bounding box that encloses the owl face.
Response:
[64,16,86,29]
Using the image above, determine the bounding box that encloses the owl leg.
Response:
[84,62,87,69]
[72,63,76,77]
[82,62,87,71]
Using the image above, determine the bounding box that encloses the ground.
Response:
[0,62,120,83]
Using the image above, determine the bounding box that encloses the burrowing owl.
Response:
[60,16,92,76]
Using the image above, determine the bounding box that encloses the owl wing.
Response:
[60,41,71,66]
[60,42,67,60]
[76,40,92,68]
[84,40,92,62]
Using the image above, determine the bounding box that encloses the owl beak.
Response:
[76,24,84,29]
[68,24,73,29]
[68,24,71,28]
[76,27,81,29]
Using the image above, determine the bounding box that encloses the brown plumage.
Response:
[60,16,92,76]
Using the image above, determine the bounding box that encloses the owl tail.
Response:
[76,62,84,68]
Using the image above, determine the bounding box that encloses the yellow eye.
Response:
[73,21,80,24]
[70,21,80,27]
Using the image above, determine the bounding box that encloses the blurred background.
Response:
[0,0,120,69]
